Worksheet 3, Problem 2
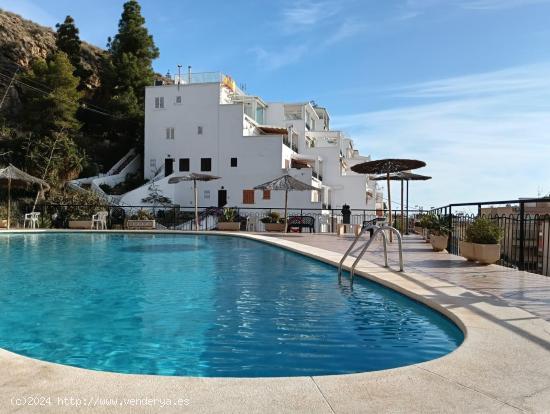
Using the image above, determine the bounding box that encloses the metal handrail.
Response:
[337,224,377,282]
[349,226,403,285]
[338,225,404,286]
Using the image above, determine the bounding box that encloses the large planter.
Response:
[430,234,449,252]
[69,220,93,229]
[264,223,286,232]
[217,222,240,231]
[459,241,475,261]
[126,219,156,230]
[474,243,501,265]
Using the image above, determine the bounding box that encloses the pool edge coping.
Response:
[1,229,549,413]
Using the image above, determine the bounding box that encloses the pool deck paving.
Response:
[1,229,550,413]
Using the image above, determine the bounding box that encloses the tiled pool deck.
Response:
[269,233,550,321]
[1,230,550,413]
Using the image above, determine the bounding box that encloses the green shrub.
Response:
[219,207,238,223]
[430,215,451,236]
[130,209,154,220]
[465,217,502,244]
[261,211,282,224]
[418,214,438,229]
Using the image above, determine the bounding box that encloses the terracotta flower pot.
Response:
[264,223,285,232]
[217,222,240,231]
[459,241,475,261]
[430,234,449,252]
[473,243,501,265]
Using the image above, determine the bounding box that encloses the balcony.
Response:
[283,135,298,153]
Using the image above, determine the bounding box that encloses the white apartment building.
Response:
[119,72,379,212]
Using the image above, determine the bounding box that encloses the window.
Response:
[179,158,189,172]
[230,157,237,167]
[204,190,210,200]
[201,158,211,171]
[243,190,255,204]
[166,127,175,140]
[150,159,156,169]
[175,96,182,104]
[197,126,203,135]
[263,190,271,200]
[155,96,164,109]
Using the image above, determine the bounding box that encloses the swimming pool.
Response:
[0,233,462,377]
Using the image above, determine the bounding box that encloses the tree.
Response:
[55,16,90,88]
[23,52,82,137]
[19,52,85,183]
[100,0,159,148]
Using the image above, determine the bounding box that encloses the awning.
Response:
[257,125,288,135]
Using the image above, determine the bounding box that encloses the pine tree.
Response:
[99,0,159,149]
[24,52,82,136]
[21,52,85,182]
[55,16,90,88]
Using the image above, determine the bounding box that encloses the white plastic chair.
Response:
[91,211,108,230]
[246,215,260,232]
[23,212,40,229]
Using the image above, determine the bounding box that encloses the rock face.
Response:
[0,8,104,89]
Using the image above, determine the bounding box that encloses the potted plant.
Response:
[261,212,285,232]
[217,208,241,231]
[413,214,424,234]
[419,214,437,242]
[429,215,451,252]
[461,217,503,264]
[127,209,156,230]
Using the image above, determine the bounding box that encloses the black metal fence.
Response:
[9,203,424,234]
[431,198,550,276]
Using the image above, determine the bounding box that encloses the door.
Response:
[164,158,174,176]
[218,189,227,208]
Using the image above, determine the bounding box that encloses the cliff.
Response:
[0,8,104,89]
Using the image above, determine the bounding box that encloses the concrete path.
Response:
[270,233,550,321]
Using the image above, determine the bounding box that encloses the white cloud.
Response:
[405,0,550,12]
[323,19,368,46]
[249,45,309,71]
[332,63,550,207]
[280,0,340,33]
[460,0,550,10]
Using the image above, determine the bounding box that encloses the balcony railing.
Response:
[283,136,298,153]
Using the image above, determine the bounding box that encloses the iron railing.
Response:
[430,198,550,276]
[10,203,424,235]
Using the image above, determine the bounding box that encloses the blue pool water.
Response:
[0,233,462,377]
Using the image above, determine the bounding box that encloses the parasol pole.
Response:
[400,178,404,234]
[284,189,288,233]
[194,179,199,231]
[406,179,410,235]
[7,176,11,230]
[387,172,392,242]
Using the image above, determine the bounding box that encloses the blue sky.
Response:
[2,0,550,209]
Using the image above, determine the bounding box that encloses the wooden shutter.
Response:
[243,190,255,204]
[263,190,271,200]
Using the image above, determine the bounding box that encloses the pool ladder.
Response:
[338,224,404,286]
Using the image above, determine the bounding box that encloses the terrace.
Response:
[1,198,549,413]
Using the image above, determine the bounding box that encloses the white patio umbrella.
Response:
[0,164,50,229]
[168,173,220,230]
[254,174,320,233]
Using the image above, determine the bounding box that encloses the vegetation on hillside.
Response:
[0,0,158,196]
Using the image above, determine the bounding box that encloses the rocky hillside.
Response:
[0,8,104,89]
